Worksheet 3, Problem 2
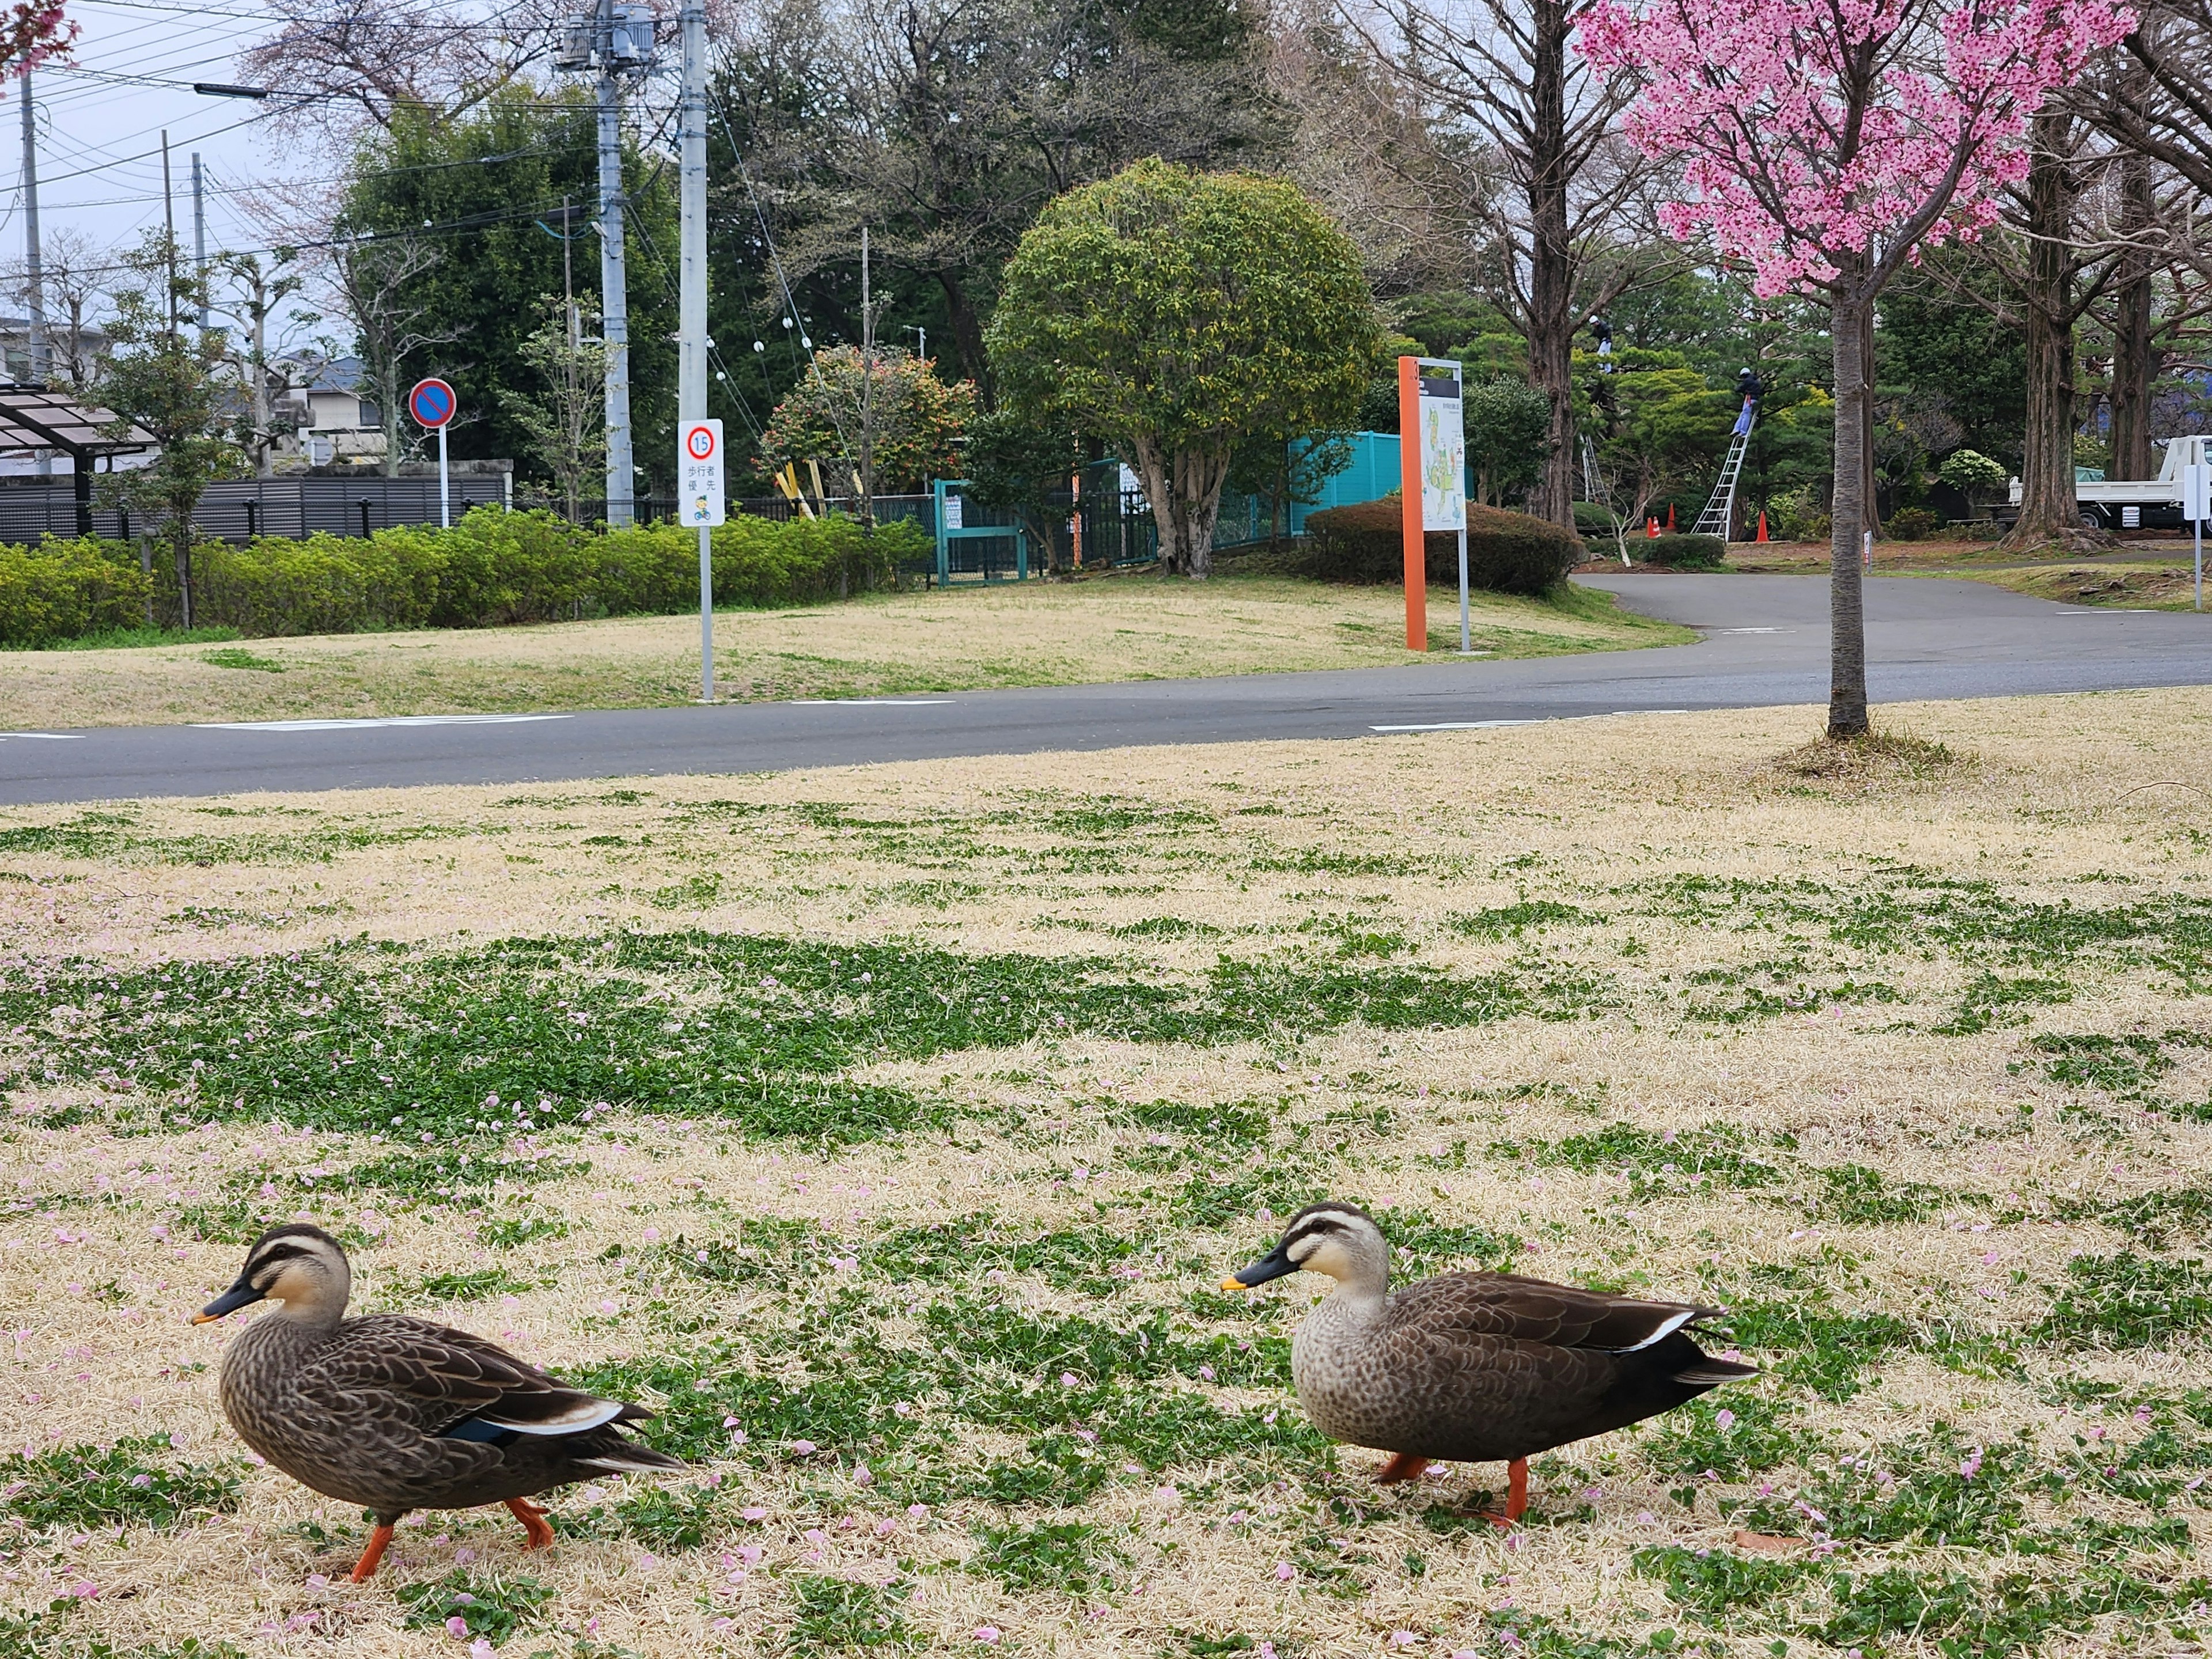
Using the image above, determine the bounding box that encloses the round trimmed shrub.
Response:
[1641,532,1725,569]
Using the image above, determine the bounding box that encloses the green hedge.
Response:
[2,510,930,645]
[1641,532,1726,569]
[0,537,154,647]
[1303,499,1582,596]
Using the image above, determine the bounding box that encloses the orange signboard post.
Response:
[1397,357,1425,650]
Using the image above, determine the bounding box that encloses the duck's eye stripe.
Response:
[251,1245,312,1271]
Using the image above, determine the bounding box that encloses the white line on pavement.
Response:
[786,699,959,706]
[0,733,82,740]
[193,715,576,732]
[1370,709,1694,734]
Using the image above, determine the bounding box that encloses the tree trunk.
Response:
[381,356,403,480]
[1828,287,1870,740]
[1130,437,1229,579]
[1522,0,1576,529]
[1860,304,1881,537]
[2003,114,2089,550]
[940,272,989,402]
[2107,154,2156,480]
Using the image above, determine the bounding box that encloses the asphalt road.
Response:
[3,574,2207,806]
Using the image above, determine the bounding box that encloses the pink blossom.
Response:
[741,1506,769,1522]
[974,1627,1002,1644]
[445,1616,469,1638]
[1275,1562,1296,1581]
[1714,1409,1736,1430]
[1578,0,2135,298]
[470,1642,495,1659]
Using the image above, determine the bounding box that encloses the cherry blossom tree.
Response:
[1580,0,2133,737]
[2,2,74,83]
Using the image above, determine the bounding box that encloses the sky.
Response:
[10,0,313,296]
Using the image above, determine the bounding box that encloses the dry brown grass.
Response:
[1,688,2209,1658]
[0,575,1686,730]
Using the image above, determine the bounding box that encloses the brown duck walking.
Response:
[195,1224,681,1580]
[1223,1202,1755,1525]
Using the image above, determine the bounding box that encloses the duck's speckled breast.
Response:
[218,1317,382,1509]
[1290,1291,1414,1451]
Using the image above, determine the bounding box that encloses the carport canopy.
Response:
[0,384,156,534]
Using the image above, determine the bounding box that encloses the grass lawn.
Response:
[1729,537,2207,611]
[0,573,1688,730]
[2,688,2210,1657]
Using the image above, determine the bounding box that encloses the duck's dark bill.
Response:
[1223,1250,1296,1290]
[194,1281,267,1323]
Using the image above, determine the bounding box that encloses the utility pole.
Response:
[595,0,634,527]
[191,153,208,329]
[859,226,874,527]
[20,68,47,476]
[679,0,710,697]
[160,132,178,342]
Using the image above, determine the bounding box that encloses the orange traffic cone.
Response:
[1646,517,1658,539]
[1665,503,1676,529]
[1756,511,1768,543]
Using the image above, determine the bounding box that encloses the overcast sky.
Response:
[10,0,315,294]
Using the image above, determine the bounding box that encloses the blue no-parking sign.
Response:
[408,378,457,430]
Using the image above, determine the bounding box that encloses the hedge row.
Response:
[1302,498,1582,596]
[0,509,933,646]
[0,538,154,646]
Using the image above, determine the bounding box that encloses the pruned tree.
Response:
[212,250,308,478]
[988,161,1380,579]
[1581,0,2134,737]
[497,298,607,521]
[4,226,107,387]
[321,233,454,478]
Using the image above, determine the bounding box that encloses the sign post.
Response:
[680,418,726,701]
[407,378,457,528]
[1397,357,1466,652]
[2184,460,2209,614]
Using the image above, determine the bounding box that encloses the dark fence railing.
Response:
[0,476,512,544]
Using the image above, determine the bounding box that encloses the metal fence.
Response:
[0,475,512,544]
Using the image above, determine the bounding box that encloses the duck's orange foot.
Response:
[348,1522,396,1582]
[1374,1453,1433,1485]
[504,1497,555,1550]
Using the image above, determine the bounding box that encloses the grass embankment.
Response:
[2,689,2210,1657]
[1729,537,2207,611]
[0,573,1689,730]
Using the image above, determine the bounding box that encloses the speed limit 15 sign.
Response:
[679,419,726,527]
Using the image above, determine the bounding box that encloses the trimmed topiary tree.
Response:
[986,160,1380,581]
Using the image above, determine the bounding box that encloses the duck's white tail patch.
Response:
[479,1398,627,1435]
[1613,1308,1697,1353]
[577,1448,683,1473]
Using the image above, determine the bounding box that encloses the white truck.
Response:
[2006,434,2209,532]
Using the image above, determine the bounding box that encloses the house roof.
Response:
[0,383,154,456]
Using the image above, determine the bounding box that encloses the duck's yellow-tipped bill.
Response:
[1220,1275,1249,1291]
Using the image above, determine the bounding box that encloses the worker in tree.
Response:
[1589,316,1614,366]
[1732,366,1764,437]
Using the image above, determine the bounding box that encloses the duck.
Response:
[1222,1201,1756,1524]
[195,1224,681,1581]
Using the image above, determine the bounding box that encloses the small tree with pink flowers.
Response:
[1580,0,2131,737]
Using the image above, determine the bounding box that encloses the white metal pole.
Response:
[1457,527,1471,653]
[699,524,714,700]
[597,0,634,529]
[2195,510,2202,614]
[680,0,710,698]
[438,425,449,528]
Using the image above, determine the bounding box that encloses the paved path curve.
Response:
[3,574,2206,805]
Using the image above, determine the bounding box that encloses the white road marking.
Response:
[0,733,81,740]
[1717,627,1794,634]
[193,715,575,732]
[787,699,958,706]
[1370,709,1693,734]
[2054,609,2155,615]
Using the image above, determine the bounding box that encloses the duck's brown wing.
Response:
[1386,1271,1721,1353]
[277,1317,644,1515]
[1362,1273,1741,1462]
